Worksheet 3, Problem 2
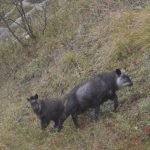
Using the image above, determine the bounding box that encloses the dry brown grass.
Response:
[0,0,150,150]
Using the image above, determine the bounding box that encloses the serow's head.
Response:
[27,94,41,113]
[116,69,133,88]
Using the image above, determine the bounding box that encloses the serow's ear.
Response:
[34,94,38,99]
[27,98,30,101]
[116,69,121,76]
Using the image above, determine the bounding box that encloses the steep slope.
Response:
[0,0,150,150]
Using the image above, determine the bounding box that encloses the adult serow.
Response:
[27,94,64,130]
[58,69,133,131]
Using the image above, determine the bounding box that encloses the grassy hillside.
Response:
[0,0,150,150]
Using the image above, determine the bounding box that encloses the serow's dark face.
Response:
[116,69,133,88]
[27,94,40,113]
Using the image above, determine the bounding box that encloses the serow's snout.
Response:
[33,104,40,111]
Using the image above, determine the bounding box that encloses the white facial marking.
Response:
[31,99,36,104]
[117,76,123,87]
[121,82,131,86]
[116,72,132,88]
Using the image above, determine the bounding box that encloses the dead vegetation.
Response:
[0,0,150,150]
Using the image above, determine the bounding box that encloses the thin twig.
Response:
[0,13,25,46]
[42,1,48,34]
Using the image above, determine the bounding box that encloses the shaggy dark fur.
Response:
[58,69,133,131]
[27,94,64,130]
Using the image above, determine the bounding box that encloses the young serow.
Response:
[58,69,133,131]
[27,94,64,130]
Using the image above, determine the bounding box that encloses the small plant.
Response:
[63,52,76,64]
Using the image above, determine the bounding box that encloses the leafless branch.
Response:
[8,18,24,29]
[14,1,28,30]
[0,12,25,46]
[10,0,36,39]
[42,1,48,34]
[18,0,36,38]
